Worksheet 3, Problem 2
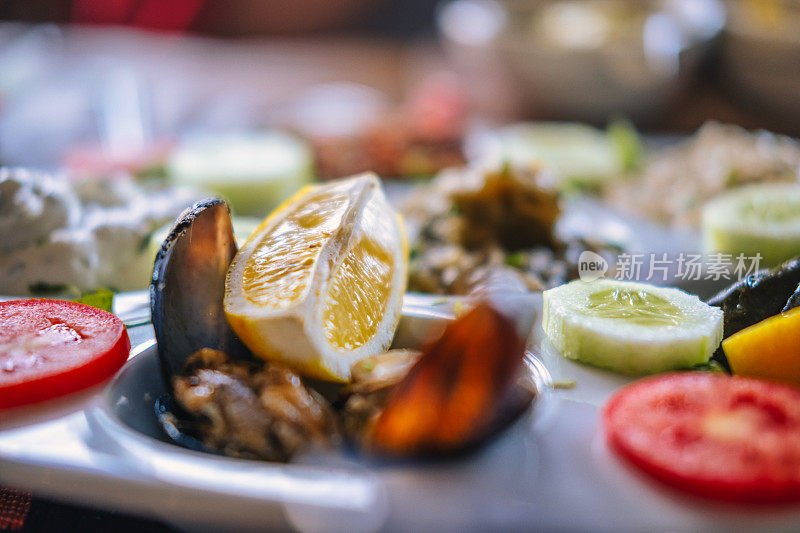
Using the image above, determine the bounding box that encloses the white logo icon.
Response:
[578,251,608,282]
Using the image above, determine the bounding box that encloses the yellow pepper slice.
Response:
[723,306,800,386]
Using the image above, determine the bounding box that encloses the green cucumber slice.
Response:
[167,131,313,217]
[542,279,723,375]
[702,183,800,267]
[481,122,636,192]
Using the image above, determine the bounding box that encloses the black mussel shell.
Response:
[154,394,220,455]
[150,198,250,388]
[708,257,800,367]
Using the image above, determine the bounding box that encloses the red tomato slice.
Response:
[604,373,800,504]
[0,299,131,409]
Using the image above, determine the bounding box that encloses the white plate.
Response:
[3,290,800,532]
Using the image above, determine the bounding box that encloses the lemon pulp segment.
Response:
[241,191,349,308]
[323,235,394,350]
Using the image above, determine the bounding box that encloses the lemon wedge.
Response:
[224,173,408,382]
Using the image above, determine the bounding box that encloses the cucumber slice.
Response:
[167,132,314,217]
[702,183,800,267]
[479,122,632,191]
[542,279,723,375]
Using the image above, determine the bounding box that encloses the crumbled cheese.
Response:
[0,167,199,294]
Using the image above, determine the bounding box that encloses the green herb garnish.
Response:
[608,118,644,173]
[553,379,576,390]
[691,360,728,374]
[505,251,527,269]
[74,288,116,312]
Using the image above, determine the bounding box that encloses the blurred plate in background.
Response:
[722,0,800,125]
[438,0,725,123]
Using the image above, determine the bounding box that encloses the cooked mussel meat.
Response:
[341,349,422,442]
[171,348,340,461]
[158,303,533,461]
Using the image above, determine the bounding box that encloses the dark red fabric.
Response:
[71,0,138,25]
[0,489,31,531]
[71,0,203,31]
[129,0,203,31]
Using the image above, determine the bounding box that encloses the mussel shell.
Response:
[707,257,800,367]
[362,303,534,458]
[708,257,800,338]
[154,394,219,454]
[150,198,250,387]
[783,284,800,313]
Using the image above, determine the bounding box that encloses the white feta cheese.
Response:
[86,207,154,291]
[0,168,200,295]
[0,168,80,254]
[0,227,97,294]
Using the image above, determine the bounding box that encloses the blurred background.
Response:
[0,0,798,172]
[3,3,800,531]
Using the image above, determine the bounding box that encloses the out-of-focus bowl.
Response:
[721,0,800,127]
[438,0,725,122]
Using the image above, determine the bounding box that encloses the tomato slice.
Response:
[604,373,800,503]
[0,299,131,409]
